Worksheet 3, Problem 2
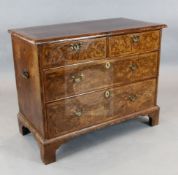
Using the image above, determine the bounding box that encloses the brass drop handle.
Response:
[131,35,140,43]
[21,69,30,79]
[74,109,82,117]
[129,63,138,71]
[71,73,84,83]
[104,90,111,98]
[105,61,111,69]
[70,43,82,52]
[128,94,137,102]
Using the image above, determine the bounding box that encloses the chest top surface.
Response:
[8,18,166,43]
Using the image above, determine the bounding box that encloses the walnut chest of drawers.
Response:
[9,18,166,164]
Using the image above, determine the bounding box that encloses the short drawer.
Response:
[38,37,106,68]
[43,52,158,102]
[46,79,156,138]
[109,30,160,57]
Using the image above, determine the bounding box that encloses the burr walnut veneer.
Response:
[9,18,166,164]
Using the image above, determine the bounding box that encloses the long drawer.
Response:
[43,52,158,102]
[46,79,156,138]
[38,37,106,68]
[109,30,160,57]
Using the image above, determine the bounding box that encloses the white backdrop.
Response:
[1,1,178,174]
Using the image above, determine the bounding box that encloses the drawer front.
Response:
[39,37,106,68]
[44,52,158,102]
[46,79,156,138]
[109,30,160,57]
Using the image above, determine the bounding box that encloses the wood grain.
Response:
[8,18,166,43]
[46,79,156,138]
[11,35,45,137]
[39,37,106,68]
[9,18,166,164]
[109,30,160,57]
[43,52,158,102]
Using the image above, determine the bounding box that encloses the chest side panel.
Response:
[12,35,44,137]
